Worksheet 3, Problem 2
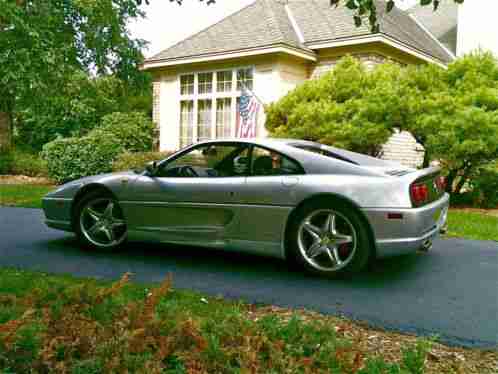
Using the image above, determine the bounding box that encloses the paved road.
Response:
[1,207,497,349]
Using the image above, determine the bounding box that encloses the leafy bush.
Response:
[265,56,396,156]
[113,151,172,172]
[93,111,155,153]
[41,111,156,183]
[10,151,48,177]
[469,166,498,208]
[41,136,124,184]
[0,152,13,175]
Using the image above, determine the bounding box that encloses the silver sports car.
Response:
[43,138,449,276]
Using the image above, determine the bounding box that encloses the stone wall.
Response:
[381,129,425,168]
[310,53,387,79]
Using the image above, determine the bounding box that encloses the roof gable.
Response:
[148,0,305,62]
[409,0,458,55]
[145,0,454,66]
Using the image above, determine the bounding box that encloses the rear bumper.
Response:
[364,193,450,258]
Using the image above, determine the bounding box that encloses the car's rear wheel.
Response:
[287,200,371,277]
[74,190,127,250]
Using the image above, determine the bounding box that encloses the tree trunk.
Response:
[0,112,12,152]
[454,166,472,194]
[445,169,457,194]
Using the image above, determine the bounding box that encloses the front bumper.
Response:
[42,197,74,232]
[364,193,450,258]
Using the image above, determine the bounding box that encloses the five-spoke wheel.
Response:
[287,200,371,276]
[75,191,127,249]
[298,210,357,273]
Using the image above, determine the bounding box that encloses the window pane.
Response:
[217,71,232,92]
[251,146,302,176]
[198,72,213,94]
[237,68,253,91]
[216,98,232,138]
[197,99,212,142]
[179,101,194,148]
[160,144,250,178]
[180,75,194,95]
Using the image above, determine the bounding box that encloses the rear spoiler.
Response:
[401,166,441,185]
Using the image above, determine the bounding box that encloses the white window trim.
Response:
[177,66,255,143]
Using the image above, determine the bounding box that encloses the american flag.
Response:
[236,87,261,138]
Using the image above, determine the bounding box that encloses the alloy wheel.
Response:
[79,198,127,248]
[297,209,357,272]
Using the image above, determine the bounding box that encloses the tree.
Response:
[0,0,147,152]
[404,52,498,193]
[266,53,498,196]
[265,57,399,157]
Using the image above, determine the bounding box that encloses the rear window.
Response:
[292,145,358,165]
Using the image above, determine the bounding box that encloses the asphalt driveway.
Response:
[0,207,497,349]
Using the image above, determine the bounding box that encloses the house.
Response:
[141,0,488,167]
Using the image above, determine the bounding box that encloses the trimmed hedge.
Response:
[41,111,155,183]
[41,136,124,184]
[112,151,172,172]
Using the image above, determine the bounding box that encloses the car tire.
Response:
[73,190,127,250]
[286,199,372,277]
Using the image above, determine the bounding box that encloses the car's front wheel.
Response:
[287,200,371,277]
[74,190,127,250]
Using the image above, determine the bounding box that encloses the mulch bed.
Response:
[0,175,54,186]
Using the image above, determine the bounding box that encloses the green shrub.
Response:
[112,151,172,172]
[10,151,48,177]
[0,150,48,177]
[92,112,155,153]
[41,136,124,184]
[469,165,498,208]
[0,151,13,174]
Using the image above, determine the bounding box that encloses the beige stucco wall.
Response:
[151,53,312,152]
[151,42,427,167]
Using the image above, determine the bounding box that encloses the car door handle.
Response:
[229,191,235,196]
[282,177,299,187]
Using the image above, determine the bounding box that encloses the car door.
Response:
[234,145,304,246]
[123,142,251,245]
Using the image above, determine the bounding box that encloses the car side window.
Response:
[156,144,250,178]
[250,146,303,176]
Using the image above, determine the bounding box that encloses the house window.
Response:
[198,72,213,94]
[180,74,194,95]
[217,71,232,92]
[237,68,253,91]
[216,98,232,138]
[179,100,194,148]
[197,99,212,142]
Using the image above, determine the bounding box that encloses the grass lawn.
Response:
[0,268,495,373]
[0,184,53,208]
[446,210,498,242]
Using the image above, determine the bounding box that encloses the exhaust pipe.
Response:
[419,239,433,252]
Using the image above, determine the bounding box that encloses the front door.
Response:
[124,143,251,245]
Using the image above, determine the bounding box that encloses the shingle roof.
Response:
[147,0,454,65]
[148,0,307,62]
[409,0,458,55]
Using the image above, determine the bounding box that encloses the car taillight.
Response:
[435,176,447,191]
[410,183,429,207]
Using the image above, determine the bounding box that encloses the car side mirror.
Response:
[145,161,158,176]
